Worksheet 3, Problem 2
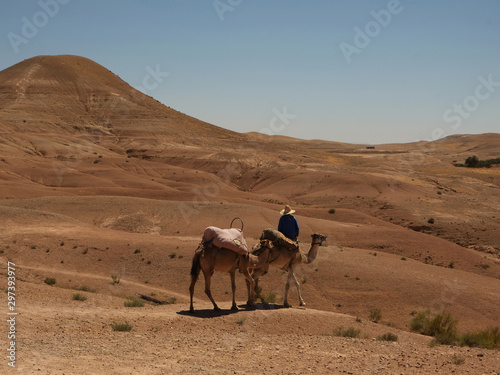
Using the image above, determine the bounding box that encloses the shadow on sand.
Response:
[177,302,289,318]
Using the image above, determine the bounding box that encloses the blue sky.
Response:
[1,0,499,144]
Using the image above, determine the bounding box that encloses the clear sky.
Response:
[1,0,499,144]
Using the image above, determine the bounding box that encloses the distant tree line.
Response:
[454,155,500,168]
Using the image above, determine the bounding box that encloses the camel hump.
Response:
[260,228,298,251]
[202,226,248,255]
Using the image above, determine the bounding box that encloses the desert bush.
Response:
[124,297,144,308]
[78,285,96,293]
[166,297,177,305]
[44,277,56,285]
[410,309,458,345]
[459,327,500,350]
[328,208,336,214]
[333,326,361,338]
[369,308,382,323]
[236,317,245,326]
[72,293,87,301]
[261,291,280,304]
[427,218,435,224]
[111,322,133,332]
[111,275,120,284]
[169,252,177,259]
[465,155,479,167]
[451,354,465,365]
[376,332,398,342]
[462,155,500,168]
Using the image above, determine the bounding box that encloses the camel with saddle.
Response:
[249,229,327,307]
[189,218,326,312]
[189,218,268,312]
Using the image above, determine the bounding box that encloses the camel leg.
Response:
[245,278,253,305]
[241,268,256,309]
[284,269,293,308]
[293,272,306,307]
[203,271,220,311]
[251,269,268,305]
[284,267,305,307]
[230,271,238,311]
[189,276,197,313]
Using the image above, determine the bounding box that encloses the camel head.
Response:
[251,239,273,256]
[311,233,327,246]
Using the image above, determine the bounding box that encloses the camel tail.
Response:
[190,250,202,281]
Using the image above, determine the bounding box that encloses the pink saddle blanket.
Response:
[202,226,248,255]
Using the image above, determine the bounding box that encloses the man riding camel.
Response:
[278,205,299,242]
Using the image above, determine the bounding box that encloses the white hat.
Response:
[280,205,295,215]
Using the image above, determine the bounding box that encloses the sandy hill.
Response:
[0,55,499,374]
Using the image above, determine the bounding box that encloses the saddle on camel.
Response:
[201,225,248,255]
[260,228,299,252]
[189,218,259,312]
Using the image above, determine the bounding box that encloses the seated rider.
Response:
[278,204,299,242]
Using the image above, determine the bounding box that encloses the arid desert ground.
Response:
[1,55,499,374]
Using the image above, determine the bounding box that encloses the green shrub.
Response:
[111,322,133,332]
[410,310,458,345]
[376,332,398,342]
[44,277,56,285]
[72,293,87,301]
[261,291,279,303]
[78,285,96,293]
[462,155,500,168]
[124,297,145,308]
[369,308,382,323]
[465,155,479,167]
[451,354,465,365]
[459,327,500,350]
[333,326,361,338]
[236,318,245,326]
[428,218,435,224]
[328,208,336,214]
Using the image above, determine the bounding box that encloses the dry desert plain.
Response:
[0,55,499,374]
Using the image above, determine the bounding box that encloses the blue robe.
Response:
[278,215,299,240]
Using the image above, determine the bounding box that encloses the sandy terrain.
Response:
[1,55,499,374]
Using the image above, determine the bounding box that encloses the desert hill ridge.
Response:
[0,54,499,373]
[0,54,239,141]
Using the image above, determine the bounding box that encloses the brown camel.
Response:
[189,242,272,313]
[249,233,327,308]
